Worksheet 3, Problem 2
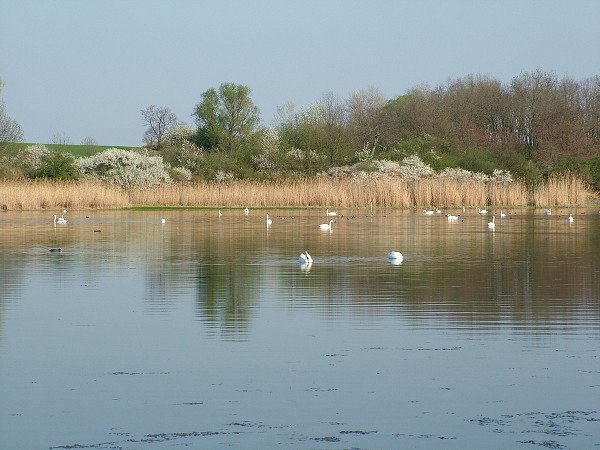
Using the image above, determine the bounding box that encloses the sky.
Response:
[1,0,599,147]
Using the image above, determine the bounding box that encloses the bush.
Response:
[33,152,79,181]
[76,148,172,188]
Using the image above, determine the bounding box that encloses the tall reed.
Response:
[0,175,595,210]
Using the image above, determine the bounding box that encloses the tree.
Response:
[0,80,24,143]
[141,105,178,149]
[192,82,261,154]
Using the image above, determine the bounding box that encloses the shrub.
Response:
[33,152,79,181]
[76,148,172,188]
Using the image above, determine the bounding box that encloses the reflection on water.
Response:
[1,209,599,449]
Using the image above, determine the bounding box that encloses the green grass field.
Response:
[1,142,135,157]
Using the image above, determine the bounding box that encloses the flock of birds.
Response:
[50,204,583,258]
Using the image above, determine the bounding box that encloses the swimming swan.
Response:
[266,214,272,226]
[299,251,313,264]
[326,209,337,216]
[488,215,496,229]
[244,207,249,215]
[387,251,403,262]
[545,208,552,215]
[500,210,506,218]
[423,209,434,215]
[478,208,488,214]
[319,220,334,230]
[567,214,574,223]
[54,214,67,224]
[446,214,459,221]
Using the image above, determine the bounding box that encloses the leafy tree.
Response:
[192,83,260,154]
[141,105,178,149]
[0,80,24,143]
[34,152,79,181]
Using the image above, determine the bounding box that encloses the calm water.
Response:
[1,208,599,449]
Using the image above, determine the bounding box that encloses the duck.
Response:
[49,248,63,253]
[387,251,403,262]
[299,251,313,264]
[319,219,334,230]
[487,215,496,229]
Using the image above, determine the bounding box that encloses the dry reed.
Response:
[0,175,595,211]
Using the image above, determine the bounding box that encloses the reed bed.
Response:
[0,175,595,211]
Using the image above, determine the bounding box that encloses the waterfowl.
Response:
[326,209,337,216]
[299,251,313,264]
[487,216,496,229]
[266,214,272,226]
[54,214,67,224]
[218,210,222,218]
[49,248,62,253]
[319,220,334,230]
[478,208,488,214]
[161,218,166,224]
[446,214,459,221]
[567,214,574,223]
[545,208,552,215]
[387,251,403,262]
[423,209,434,215]
[500,210,506,218]
[244,207,249,215]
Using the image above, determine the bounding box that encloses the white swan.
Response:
[387,251,403,262]
[161,218,166,224]
[326,209,337,216]
[500,210,506,218]
[423,209,434,215]
[319,219,334,230]
[218,210,222,218]
[567,214,574,223]
[545,208,552,215]
[244,207,249,215]
[487,215,496,229]
[299,251,313,264]
[478,208,488,214]
[266,214,272,226]
[54,214,67,224]
[446,214,459,221]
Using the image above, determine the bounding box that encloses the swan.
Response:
[326,209,337,216]
[487,215,496,229]
[266,214,272,226]
[500,210,506,218]
[299,251,313,264]
[319,219,334,230]
[218,210,222,218]
[161,218,166,224]
[478,208,488,214]
[545,208,552,215]
[244,207,249,215]
[54,214,67,224]
[446,214,459,221]
[387,251,403,262]
[423,209,434,215]
[567,214,574,223]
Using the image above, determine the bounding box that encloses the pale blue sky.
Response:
[1,0,599,147]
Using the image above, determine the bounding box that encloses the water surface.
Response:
[1,208,599,449]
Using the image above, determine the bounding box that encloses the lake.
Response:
[1,208,599,449]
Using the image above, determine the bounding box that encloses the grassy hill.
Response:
[1,142,136,157]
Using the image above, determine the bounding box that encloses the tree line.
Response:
[2,71,600,190]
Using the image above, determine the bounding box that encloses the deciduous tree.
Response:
[192,83,260,154]
[141,105,178,149]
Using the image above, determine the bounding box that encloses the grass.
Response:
[0,175,596,211]
[1,142,135,157]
